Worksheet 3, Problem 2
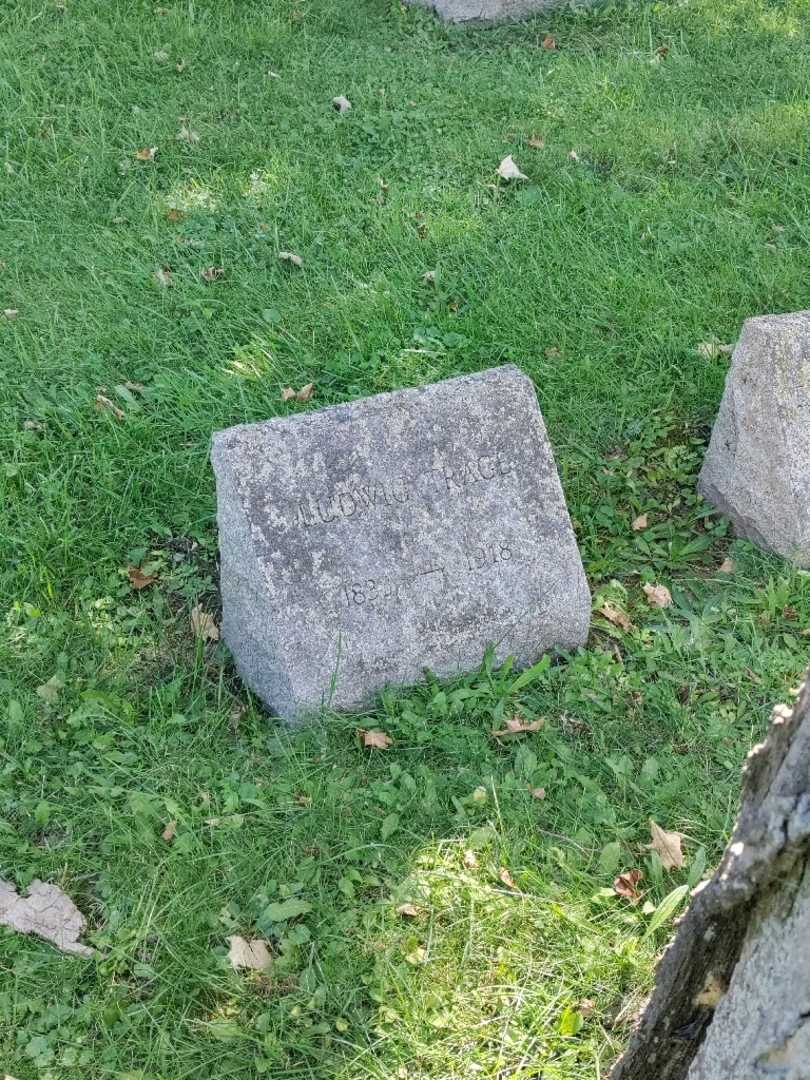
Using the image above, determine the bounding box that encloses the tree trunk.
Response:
[612,674,810,1080]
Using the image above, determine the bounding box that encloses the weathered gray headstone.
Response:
[407,0,566,23]
[698,311,810,565]
[212,365,589,723]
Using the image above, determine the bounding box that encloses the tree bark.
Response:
[612,673,810,1080]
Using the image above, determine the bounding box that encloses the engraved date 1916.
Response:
[339,542,514,609]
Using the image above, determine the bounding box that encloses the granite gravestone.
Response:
[699,311,810,565]
[212,365,590,722]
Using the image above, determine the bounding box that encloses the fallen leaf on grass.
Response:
[632,513,649,531]
[542,34,556,49]
[498,866,518,890]
[718,557,735,574]
[190,605,219,642]
[578,998,596,1018]
[463,849,478,868]
[595,602,632,632]
[134,146,157,161]
[95,394,125,420]
[422,270,437,284]
[176,124,200,144]
[530,787,546,800]
[332,95,352,113]
[166,207,184,222]
[643,583,672,608]
[491,715,544,737]
[568,149,580,162]
[161,819,177,842]
[36,674,64,704]
[23,419,44,431]
[697,341,734,360]
[528,134,545,148]
[649,820,685,871]
[281,383,315,403]
[227,935,272,973]
[613,868,643,902]
[278,250,303,268]
[201,266,224,283]
[360,728,392,749]
[154,265,172,288]
[396,903,422,918]
[0,879,94,956]
[496,155,528,181]
[128,565,157,590]
[3,308,18,319]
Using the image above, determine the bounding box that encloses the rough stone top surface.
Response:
[698,310,810,565]
[212,365,590,722]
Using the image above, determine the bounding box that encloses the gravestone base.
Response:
[406,0,567,22]
[212,366,589,723]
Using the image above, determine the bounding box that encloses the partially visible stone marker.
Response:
[212,365,589,723]
[406,0,565,22]
[698,311,810,565]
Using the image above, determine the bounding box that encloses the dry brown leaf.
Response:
[190,605,219,642]
[134,146,157,161]
[643,582,672,608]
[95,394,125,420]
[463,849,478,869]
[3,308,18,319]
[613,868,643,902]
[0,879,94,956]
[296,382,315,403]
[530,786,546,800]
[128,565,157,590]
[649,820,685,871]
[491,715,544,737]
[496,154,528,181]
[176,124,200,144]
[281,387,297,402]
[278,250,303,268]
[201,266,224,283]
[396,903,422,918]
[528,134,545,148]
[718,557,735,574]
[694,972,725,1009]
[578,997,596,1018]
[595,602,632,632]
[542,34,556,49]
[361,728,392,750]
[227,935,273,973]
[161,819,177,842]
[332,95,352,113]
[36,674,64,704]
[632,513,649,531]
[697,341,734,360]
[498,866,518,890]
[154,265,172,288]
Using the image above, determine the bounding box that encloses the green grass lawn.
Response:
[2,0,810,1075]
